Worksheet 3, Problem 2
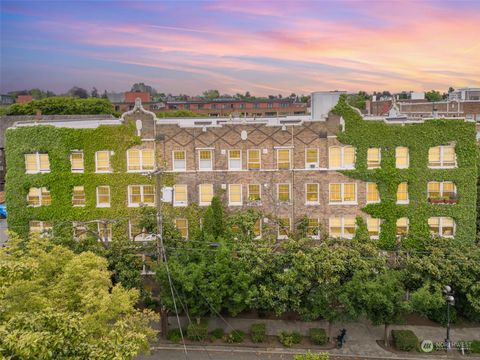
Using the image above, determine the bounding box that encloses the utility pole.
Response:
[153,167,168,339]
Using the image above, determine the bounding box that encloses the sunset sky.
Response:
[1,0,479,96]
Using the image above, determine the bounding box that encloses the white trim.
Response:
[127,185,155,207]
[277,183,291,203]
[199,184,213,206]
[305,183,320,205]
[97,221,112,241]
[128,219,148,241]
[173,184,188,207]
[329,217,356,239]
[126,148,155,172]
[307,217,321,240]
[328,146,356,170]
[367,217,381,239]
[95,151,112,173]
[276,148,291,170]
[228,150,242,171]
[305,148,319,169]
[396,182,409,204]
[428,216,456,238]
[175,218,189,239]
[273,145,294,149]
[228,184,243,206]
[396,217,409,237]
[25,152,50,174]
[172,150,187,172]
[72,185,86,207]
[247,149,261,170]
[367,147,381,169]
[247,183,262,202]
[198,149,213,171]
[328,183,357,205]
[428,145,457,169]
[427,181,457,202]
[395,146,409,169]
[70,151,84,173]
[366,182,381,204]
[27,187,51,207]
[96,186,111,207]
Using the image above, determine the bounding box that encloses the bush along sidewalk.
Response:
[309,328,328,345]
[224,329,245,343]
[186,320,209,341]
[278,331,302,347]
[210,328,224,340]
[251,323,266,343]
[391,330,419,352]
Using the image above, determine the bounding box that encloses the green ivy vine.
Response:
[333,96,477,249]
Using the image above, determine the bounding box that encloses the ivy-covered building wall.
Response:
[333,97,477,249]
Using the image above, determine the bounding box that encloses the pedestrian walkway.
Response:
[165,316,480,359]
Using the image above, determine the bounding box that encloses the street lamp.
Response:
[443,285,455,351]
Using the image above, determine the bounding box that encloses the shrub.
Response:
[210,328,224,340]
[309,328,327,345]
[294,352,329,360]
[251,323,266,343]
[391,330,418,352]
[224,329,245,343]
[167,328,183,343]
[471,340,480,353]
[278,331,302,347]
[187,321,209,341]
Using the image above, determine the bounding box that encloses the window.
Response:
[366,182,380,203]
[173,150,186,171]
[198,150,213,170]
[228,150,242,170]
[128,185,155,207]
[329,183,357,204]
[428,145,456,168]
[428,217,455,237]
[129,219,147,241]
[305,183,319,204]
[73,222,88,240]
[96,186,110,207]
[25,153,50,173]
[329,217,356,239]
[29,221,53,236]
[367,218,381,239]
[27,187,51,206]
[70,151,84,173]
[252,219,262,238]
[247,149,261,170]
[95,151,111,173]
[395,147,409,169]
[173,184,188,206]
[396,182,409,204]
[248,184,261,201]
[127,149,154,171]
[277,217,291,239]
[72,186,85,206]
[305,149,319,169]
[328,146,355,169]
[396,218,409,237]
[427,181,457,202]
[97,222,112,242]
[199,184,213,206]
[229,184,242,206]
[175,218,188,239]
[367,148,381,169]
[307,218,320,239]
[277,149,291,170]
[277,183,291,202]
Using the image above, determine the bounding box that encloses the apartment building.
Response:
[4,93,477,246]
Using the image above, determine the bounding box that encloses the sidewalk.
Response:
[165,316,480,359]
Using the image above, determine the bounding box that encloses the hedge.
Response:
[391,330,418,351]
[278,331,302,347]
[309,328,328,345]
[224,329,245,343]
[471,340,480,353]
[187,321,209,341]
[251,323,266,343]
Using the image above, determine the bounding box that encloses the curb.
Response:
[151,343,480,360]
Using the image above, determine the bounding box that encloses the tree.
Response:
[102,90,108,99]
[340,270,408,347]
[0,234,158,359]
[202,196,225,240]
[7,97,115,115]
[425,90,442,102]
[68,86,89,98]
[202,89,220,100]
[131,83,157,95]
[91,87,99,98]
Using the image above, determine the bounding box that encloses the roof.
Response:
[106,92,125,103]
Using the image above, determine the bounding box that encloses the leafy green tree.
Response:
[425,90,442,102]
[203,196,225,239]
[202,89,220,100]
[340,270,408,347]
[0,234,158,359]
[68,86,89,98]
[7,96,115,115]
